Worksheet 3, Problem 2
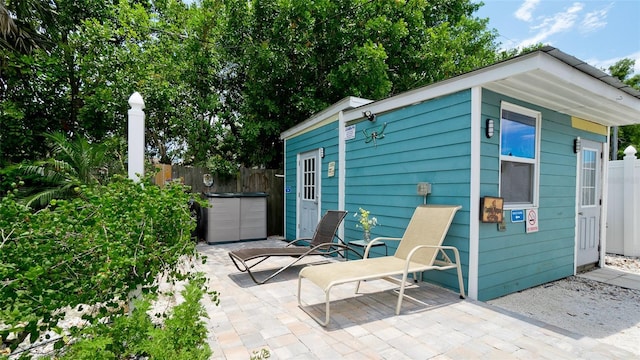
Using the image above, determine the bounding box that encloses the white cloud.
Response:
[515,0,541,22]
[580,4,611,33]
[518,2,584,48]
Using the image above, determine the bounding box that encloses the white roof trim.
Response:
[344,49,640,127]
[280,96,373,139]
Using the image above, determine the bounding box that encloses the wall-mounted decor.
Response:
[480,196,504,223]
[363,122,387,147]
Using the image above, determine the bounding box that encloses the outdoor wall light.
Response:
[363,110,376,122]
[486,118,494,138]
[574,136,581,153]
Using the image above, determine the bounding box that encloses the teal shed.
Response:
[279,47,640,301]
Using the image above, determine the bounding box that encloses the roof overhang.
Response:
[280,96,373,140]
[344,47,640,127]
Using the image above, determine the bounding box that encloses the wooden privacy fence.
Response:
[155,165,284,236]
[606,146,640,257]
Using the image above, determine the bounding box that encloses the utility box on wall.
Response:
[206,192,268,243]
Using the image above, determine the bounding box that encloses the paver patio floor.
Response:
[194,239,633,359]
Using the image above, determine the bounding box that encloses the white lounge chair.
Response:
[298,205,464,326]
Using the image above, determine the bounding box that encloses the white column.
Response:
[623,146,638,256]
[128,92,146,182]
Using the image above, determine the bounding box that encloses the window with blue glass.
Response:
[499,102,540,207]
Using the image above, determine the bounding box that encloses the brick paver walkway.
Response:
[195,239,634,359]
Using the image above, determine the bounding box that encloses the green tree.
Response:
[2,0,500,172]
[0,0,56,53]
[2,0,227,167]
[1,0,126,164]
[608,58,640,158]
[609,58,640,90]
[220,0,499,168]
[17,132,109,208]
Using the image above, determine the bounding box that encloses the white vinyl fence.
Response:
[607,146,640,257]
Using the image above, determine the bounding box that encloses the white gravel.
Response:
[487,254,640,355]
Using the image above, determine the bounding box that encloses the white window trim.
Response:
[498,101,541,209]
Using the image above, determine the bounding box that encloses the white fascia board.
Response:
[343,51,640,125]
[343,52,544,123]
[280,96,373,140]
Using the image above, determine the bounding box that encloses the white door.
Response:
[298,150,320,238]
[576,139,603,267]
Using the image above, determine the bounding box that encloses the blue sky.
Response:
[475,0,640,74]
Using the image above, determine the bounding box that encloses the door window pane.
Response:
[581,149,597,206]
[303,157,315,201]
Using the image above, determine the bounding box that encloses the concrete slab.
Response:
[578,267,640,291]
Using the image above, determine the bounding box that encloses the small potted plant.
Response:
[354,207,378,241]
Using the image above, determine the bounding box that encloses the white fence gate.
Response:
[607,146,640,256]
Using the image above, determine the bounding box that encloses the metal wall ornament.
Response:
[362,122,387,147]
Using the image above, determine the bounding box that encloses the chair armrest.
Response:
[286,238,312,247]
[364,237,400,258]
[405,245,461,266]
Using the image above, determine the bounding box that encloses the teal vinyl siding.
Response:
[344,90,472,293]
[283,85,609,301]
[283,120,341,240]
[477,89,606,301]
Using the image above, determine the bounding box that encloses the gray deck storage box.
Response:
[206,192,267,243]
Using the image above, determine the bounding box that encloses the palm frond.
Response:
[23,185,76,208]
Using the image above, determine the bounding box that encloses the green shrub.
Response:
[0,175,205,355]
[52,274,214,360]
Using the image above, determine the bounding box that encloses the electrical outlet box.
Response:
[417,182,431,196]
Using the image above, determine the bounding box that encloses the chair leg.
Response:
[228,254,272,284]
[456,262,466,299]
[451,248,466,299]
[395,271,410,315]
[228,253,270,273]
[324,289,332,326]
[230,252,316,285]
[297,276,332,326]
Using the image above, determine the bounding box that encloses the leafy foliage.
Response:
[0,0,56,54]
[1,0,500,171]
[608,58,640,158]
[16,132,110,208]
[50,275,214,360]
[0,175,200,355]
[223,0,500,167]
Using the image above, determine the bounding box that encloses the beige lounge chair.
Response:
[298,205,464,326]
[229,210,361,284]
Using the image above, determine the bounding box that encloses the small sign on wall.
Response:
[526,208,539,233]
[327,162,336,177]
[511,209,524,222]
[344,125,356,140]
[480,196,504,223]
